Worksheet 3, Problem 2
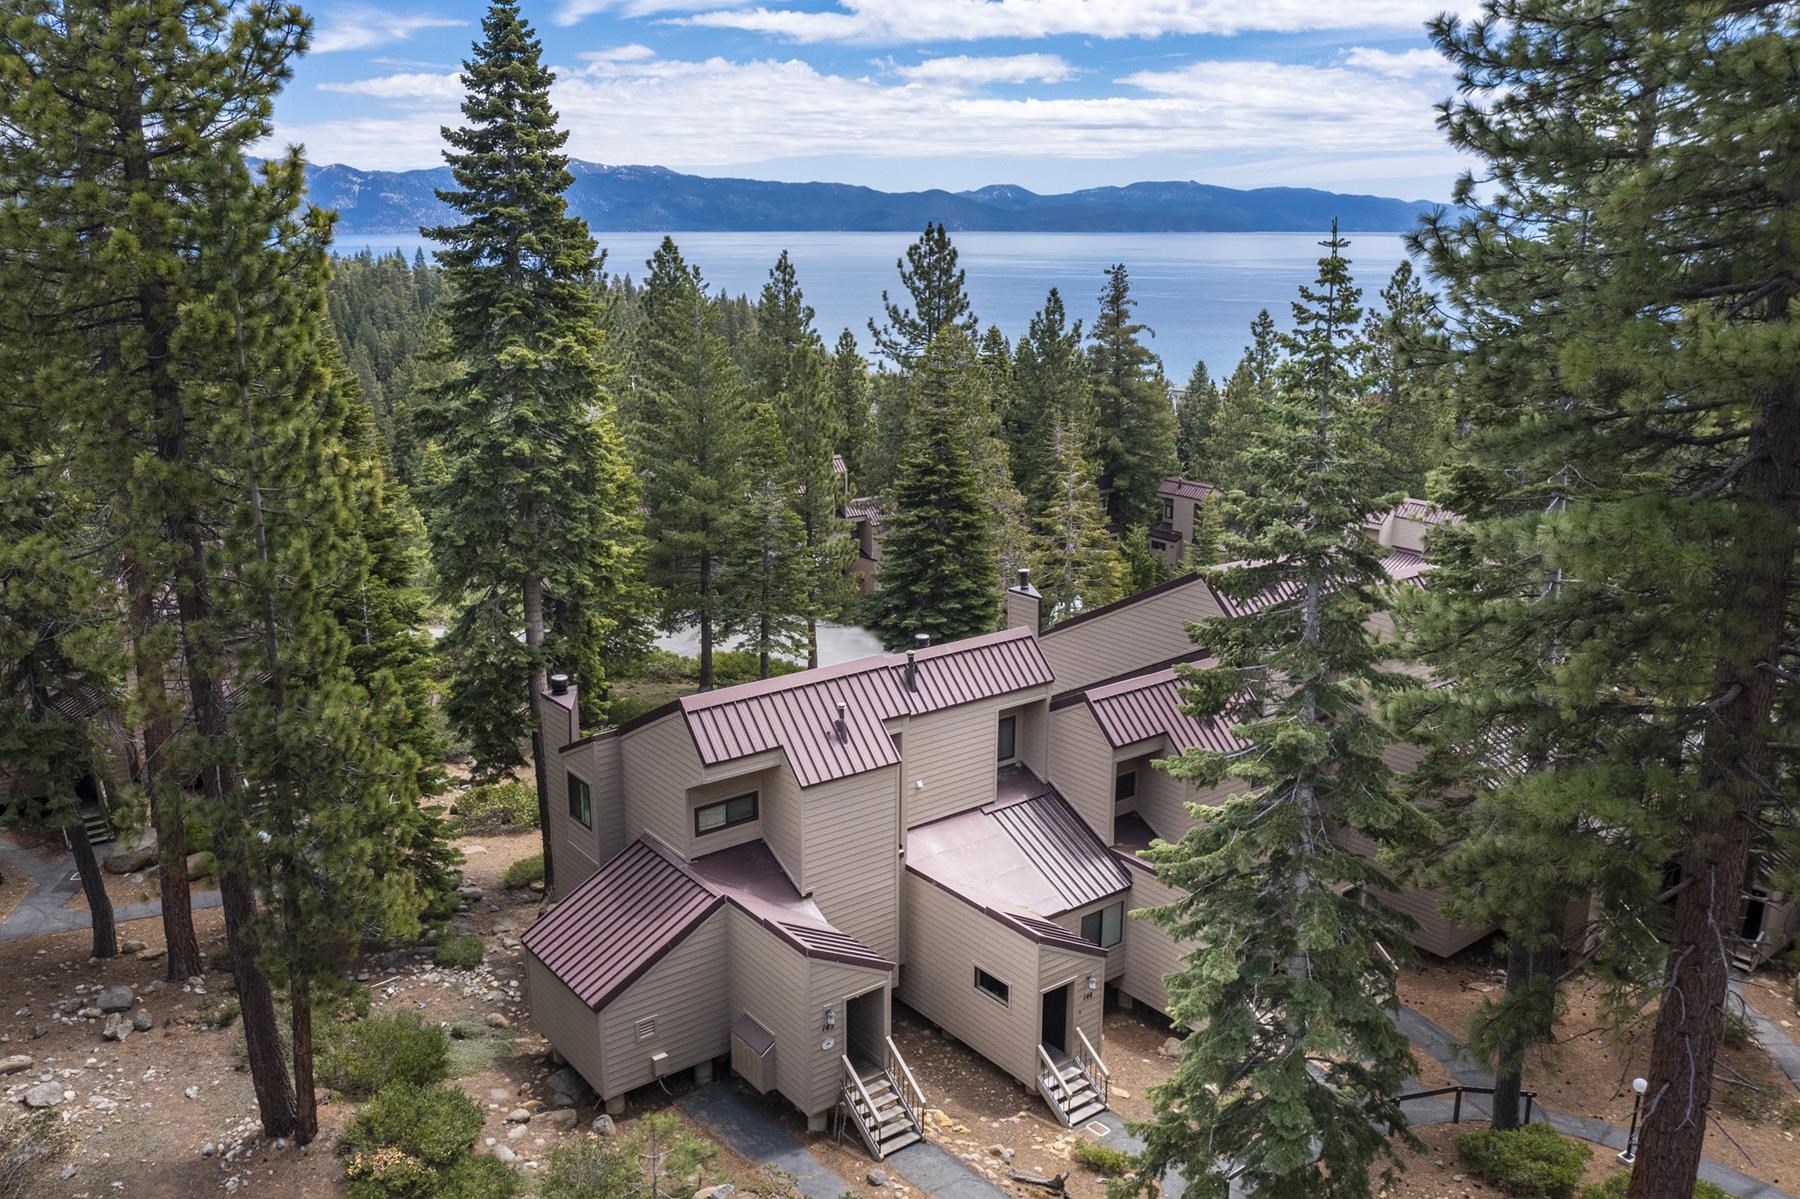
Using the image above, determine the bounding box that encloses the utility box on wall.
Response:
[730,1013,776,1093]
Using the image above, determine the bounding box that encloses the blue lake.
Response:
[335,230,1417,380]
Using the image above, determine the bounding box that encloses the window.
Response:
[1162,498,1175,521]
[1150,540,1167,552]
[567,774,593,829]
[694,791,758,835]
[974,968,1010,1006]
[1080,901,1124,949]
[997,715,1017,763]
[1114,771,1137,803]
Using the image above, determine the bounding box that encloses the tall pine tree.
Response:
[1089,265,1179,530]
[868,222,978,369]
[722,404,811,677]
[1005,288,1092,510]
[828,329,870,484]
[1031,419,1123,624]
[1132,230,1424,1199]
[1175,360,1221,478]
[423,0,642,891]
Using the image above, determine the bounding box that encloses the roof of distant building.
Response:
[1078,660,1244,755]
[1158,477,1218,502]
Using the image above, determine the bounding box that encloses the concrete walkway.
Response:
[677,1085,857,1199]
[0,834,220,944]
[1731,978,1800,1093]
[886,1139,1008,1199]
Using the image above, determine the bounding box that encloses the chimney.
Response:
[834,701,848,744]
[906,633,928,691]
[1006,567,1043,636]
[548,673,570,696]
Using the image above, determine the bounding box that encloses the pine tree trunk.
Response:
[1490,937,1537,1131]
[127,561,203,980]
[69,816,116,959]
[760,614,770,680]
[1626,373,1800,1199]
[291,980,318,1144]
[808,617,819,670]
[698,554,715,691]
[522,571,553,896]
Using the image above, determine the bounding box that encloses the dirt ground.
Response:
[1399,950,1800,1189]
[1380,1121,1628,1199]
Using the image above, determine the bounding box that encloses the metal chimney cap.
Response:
[1017,568,1031,587]
[548,673,571,695]
[913,632,930,649]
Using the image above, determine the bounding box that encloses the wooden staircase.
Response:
[1038,1029,1110,1128]
[841,1038,926,1160]
[76,803,113,847]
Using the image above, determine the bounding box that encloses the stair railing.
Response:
[1075,1027,1111,1108]
[840,1056,885,1158]
[1038,1043,1074,1112]
[885,1037,925,1131]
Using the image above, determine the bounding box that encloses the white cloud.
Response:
[1342,46,1447,76]
[274,50,1455,190]
[673,0,1460,45]
[892,53,1076,85]
[554,0,745,27]
[310,8,465,54]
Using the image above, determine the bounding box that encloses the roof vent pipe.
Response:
[1017,567,1031,589]
[548,673,570,696]
[834,701,848,743]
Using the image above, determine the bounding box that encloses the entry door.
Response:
[1040,984,1070,1054]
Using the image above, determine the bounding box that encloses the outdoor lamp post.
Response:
[1618,1077,1648,1164]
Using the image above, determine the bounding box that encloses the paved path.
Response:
[678,1085,857,1199]
[0,834,220,944]
[887,1139,1008,1199]
[1731,978,1800,1093]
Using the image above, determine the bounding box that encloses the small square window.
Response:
[997,715,1017,763]
[1080,901,1124,949]
[567,774,592,829]
[1114,771,1137,803]
[695,791,758,836]
[974,968,1010,1006]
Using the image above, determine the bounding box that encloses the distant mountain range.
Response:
[303,160,1444,235]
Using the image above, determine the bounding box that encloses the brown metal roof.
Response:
[1394,497,1460,526]
[679,626,1053,787]
[1111,812,1162,873]
[1148,521,1183,544]
[906,867,1107,958]
[520,836,723,1010]
[1082,662,1244,755]
[1158,477,1218,502]
[906,765,1130,919]
[690,840,892,972]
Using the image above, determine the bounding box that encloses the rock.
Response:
[138,947,166,962]
[522,1098,546,1114]
[538,1109,578,1132]
[505,1108,532,1123]
[102,1013,131,1042]
[185,851,213,881]
[546,1066,589,1104]
[507,1125,528,1141]
[97,985,135,1013]
[1158,1037,1182,1058]
[457,884,483,900]
[78,1006,103,1020]
[493,1144,519,1164]
[60,1165,75,1180]
[485,1012,511,1029]
[548,1047,566,1068]
[184,1087,199,1100]
[1112,1086,1130,1100]
[591,1114,618,1136]
[21,1081,63,1108]
[119,939,147,954]
[131,1010,154,1032]
[693,1186,735,1199]
[104,843,157,874]
[489,1087,512,1101]
[867,1169,890,1187]
[0,1055,32,1075]
[927,1108,953,1129]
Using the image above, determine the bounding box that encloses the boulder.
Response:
[504,1108,531,1124]
[102,1013,132,1042]
[104,842,158,875]
[97,985,135,1013]
[591,1114,618,1137]
[537,1109,579,1132]
[21,1081,63,1108]
[693,1186,735,1199]
[493,1144,519,1164]
[485,1012,511,1030]
[119,939,147,954]
[185,851,213,881]
[867,1169,890,1187]
[132,1010,154,1032]
[546,1065,589,1105]
[0,1055,33,1075]
[1158,1037,1182,1059]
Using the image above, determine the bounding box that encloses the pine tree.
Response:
[868,222,978,369]
[1005,289,1091,509]
[722,404,811,677]
[1132,229,1425,1199]
[1359,262,1450,496]
[1179,495,1225,571]
[1117,525,1171,595]
[1032,420,1123,623]
[1175,360,1221,478]
[867,329,997,649]
[1210,310,1281,493]
[1089,265,1179,530]
[422,0,643,891]
[828,330,870,484]
[634,238,750,690]
[1407,4,1800,1188]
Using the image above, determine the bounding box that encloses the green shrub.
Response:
[502,854,544,890]
[1071,1140,1136,1176]
[711,650,802,686]
[434,1156,522,1199]
[452,782,539,832]
[1580,1173,1728,1199]
[321,1014,450,1099]
[434,934,485,969]
[538,1138,637,1199]
[1456,1124,1591,1199]
[341,1084,484,1170]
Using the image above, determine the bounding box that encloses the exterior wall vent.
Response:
[634,1016,657,1042]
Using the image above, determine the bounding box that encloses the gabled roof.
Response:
[1393,498,1460,526]
[524,835,890,1011]
[1149,522,1183,544]
[1080,661,1245,755]
[680,626,1053,787]
[844,495,884,521]
[906,765,1131,922]
[521,836,723,1010]
[1158,477,1218,502]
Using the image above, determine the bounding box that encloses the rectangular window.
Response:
[1080,901,1124,949]
[1150,540,1167,552]
[997,715,1017,763]
[1162,498,1174,521]
[567,774,592,829]
[1114,771,1137,803]
[974,968,1010,1006]
[694,791,758,836]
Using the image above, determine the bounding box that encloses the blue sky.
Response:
[270,0,1477,200]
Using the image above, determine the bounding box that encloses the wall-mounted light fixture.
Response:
[1086,975,1098,993]
[823,1005,837,1031]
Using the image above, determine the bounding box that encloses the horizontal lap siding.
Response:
[900,702,1008,829]
[622,715,704,853]
[1038,941,1106,1055]
[527,957,606,1093]
[687,767,778,858]
[595,909,731,1099]
[900,872,1042,1085]
[1122,872,1188,1015]
[551,734,623,895]
[1052,898,1125,982]
[802,766,901,961]
[809,961,893,1115]
[1334,826,1491,958]
[1040,579,1223,694]
[1048,707,1114,842]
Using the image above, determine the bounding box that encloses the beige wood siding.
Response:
[1047,706,1115,842]
[1121,871,1188,1015]
[899,871,1045,1085]
[1039,578,1224,693]
[527,956,607,1093]
[898,690,1049,830]
[1137,761,1241,842]
[1052,897,1128,982]
[621,713,704,851]
[801,766,901,961]
[1038,939,1107,1055]
[686,767,780,860]
[550,733,624,895]
[1005,589,1042,634]
[808,963,892,1115]
[761,760,807,892]
[595,908,731,1100]
[1334,826,1492,958]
